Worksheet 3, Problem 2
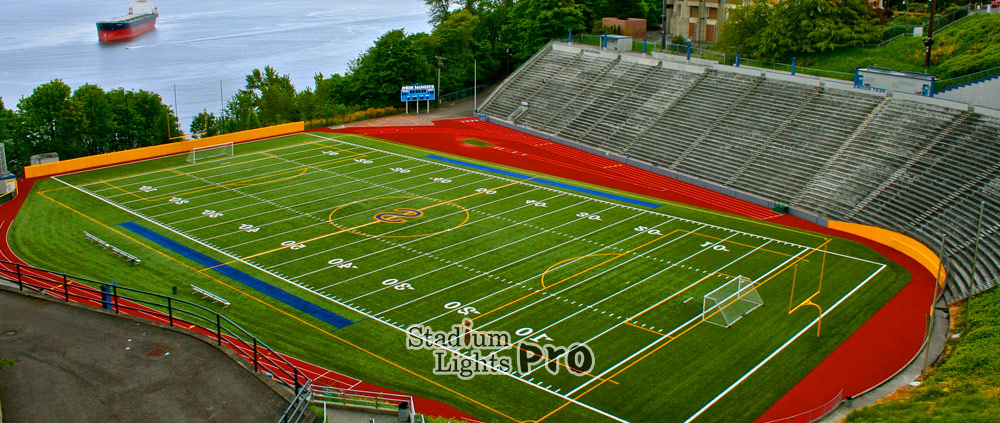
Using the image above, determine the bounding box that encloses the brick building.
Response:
[601,17,648,39]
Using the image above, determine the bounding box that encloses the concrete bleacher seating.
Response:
[479,42,1000,302]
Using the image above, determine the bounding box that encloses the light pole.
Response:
[473,59,477,114]
[436,55,446,107]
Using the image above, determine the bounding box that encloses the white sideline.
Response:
[565,245,815,397]
[682,265,887,423]
[53,131,894,423]
[519,239,772,379]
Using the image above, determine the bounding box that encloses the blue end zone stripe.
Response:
[120,221,355,329]
[426,155,661,209]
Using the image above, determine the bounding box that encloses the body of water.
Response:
[0,0,431,125]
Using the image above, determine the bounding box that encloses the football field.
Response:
[45,132,894,422]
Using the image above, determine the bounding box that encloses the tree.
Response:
[348,30,434,108]
[190,111,221,138]
[16,80,82,160]
[0,98,25,172]
[719,0,880,60]
[715,0,772,55]
[425,0,454,25]
[503,0,587,62]
[245,66,299,126]
[430,9,482,95]
[72,84,115,156]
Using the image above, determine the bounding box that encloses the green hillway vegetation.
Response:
[846,286,1000,422]
[791,13,1000,89]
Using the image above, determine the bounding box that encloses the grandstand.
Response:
[479,42,1000,303]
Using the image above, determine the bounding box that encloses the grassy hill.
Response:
[793,13,1000,89]
[845,286,1000,422]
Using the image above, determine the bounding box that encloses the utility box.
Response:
[602,35,633,52]
[855,67,936,96]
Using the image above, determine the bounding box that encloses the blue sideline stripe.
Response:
[120,221,355,329]
[426,155,661,209]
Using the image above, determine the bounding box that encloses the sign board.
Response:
[855,67,935,96]
[400,84,436,102]
[30,152,60,166]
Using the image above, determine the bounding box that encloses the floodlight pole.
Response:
[474,59,478,114]
[924,0,937,71]
[436,55,445,107]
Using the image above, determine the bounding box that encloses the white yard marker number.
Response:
[525,200,547,207]
[327,258,358,269]
[281,240,306,250]
[700,241,730,252]
[382,278,414,291]
[239,223,260,233]
[634,226,662,235]
[202,210,224,218]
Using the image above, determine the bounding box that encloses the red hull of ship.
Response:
[97,17,156,42]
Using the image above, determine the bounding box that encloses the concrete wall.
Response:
[23,122,305,179]
[936,75,1000,110]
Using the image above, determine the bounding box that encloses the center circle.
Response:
[328,196,470,238]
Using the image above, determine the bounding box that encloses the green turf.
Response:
[10,132,910,422]
[461,139,493,147]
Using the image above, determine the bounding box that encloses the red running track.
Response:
[328,118,937,422]
[0,178,479,422]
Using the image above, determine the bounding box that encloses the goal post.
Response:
[703,275,764,327]
[187,142,234,163]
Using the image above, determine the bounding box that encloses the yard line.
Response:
[412,213,659,327]
[158,158,440,224]
[198,167,460,239]
[77,133,360,189]
[281,186,546,277]
[136,153,411,213]
[518,239,773,378]
[304,134,884,264]
[344,194,585,302]
[135,150,407,209]
[564,245,814,397]
[220,175,492,251]
[101,141,370,201]
[375,207,650,318]
[476,226,720,333]
[53,173,630,423]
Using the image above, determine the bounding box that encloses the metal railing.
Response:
[0,259,311,423]
[313,387,415,413]
[935,65,1000,92]
[760,390,845,423]
[440,83,491,103]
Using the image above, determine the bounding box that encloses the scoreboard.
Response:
[400,84,436,102]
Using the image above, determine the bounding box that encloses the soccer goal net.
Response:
[187,142,234,163]
[703,275,763,327]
